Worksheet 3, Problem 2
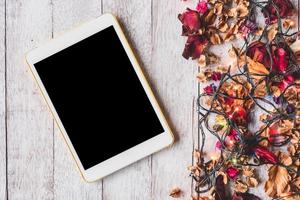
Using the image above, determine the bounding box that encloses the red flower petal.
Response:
[182,35,208,59]
[178,8,202,35]
[196,1,208,14]
[226,167,239,179]
[254,146,278,164]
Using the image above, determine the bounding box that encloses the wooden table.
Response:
[1,0,298,199]
[0,0,198,199]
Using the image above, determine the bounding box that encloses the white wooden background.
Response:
[0,0,298,199]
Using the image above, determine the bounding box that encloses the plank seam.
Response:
[4,0,8,198]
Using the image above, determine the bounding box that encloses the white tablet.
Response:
[26,13,174,182]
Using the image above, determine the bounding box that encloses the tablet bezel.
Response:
[26,13,174,182]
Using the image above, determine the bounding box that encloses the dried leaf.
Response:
[246,177,258,187]
[234,180,248,193]
[283,19,296,29]
[267,25,278,41]
[198,55,207,68]
[169,187,182,198]
[264,165,291,197]
[247,57,269,80]
[210,33,222,45]
[214,2,223,15]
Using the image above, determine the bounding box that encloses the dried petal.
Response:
[169,187,182,198]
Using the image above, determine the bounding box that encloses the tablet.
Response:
[26,13,174,182]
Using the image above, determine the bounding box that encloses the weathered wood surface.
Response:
[0,0,298,199]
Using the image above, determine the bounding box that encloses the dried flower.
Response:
[253,146,278,164]
[182,35,208,59]
[178,9,202,35]
[203,84,217,94]
[226,167,239,179]
[246,41,269,67]
[211,71,222,81]
[263,0,295,24]
[169,187,182,198]
[196,0,208,14]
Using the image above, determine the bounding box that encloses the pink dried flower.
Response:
[178,8,202,35]
[203,84,216,94]
[196,1,208,14]
[211,71,222,81]
[226,167,239,179]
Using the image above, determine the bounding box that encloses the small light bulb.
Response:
[232,158,237,165]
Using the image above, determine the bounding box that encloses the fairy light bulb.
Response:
[232,158,238,165]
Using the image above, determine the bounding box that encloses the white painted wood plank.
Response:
[52,0,102,199]
[101,0,153,199]
[6,0,54,199]
[0,0,6,199]
[151,0,196,199]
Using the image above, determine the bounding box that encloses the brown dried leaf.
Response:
[246,177,258,187]
[214,2,223,15]
[283,19,296,29]
[218,22,229,32]
[169,187,182,198]
[292,177,300,189]
[242,166,254,177]
[204,9,217,25]
[255,27,263,36]
[198,55,207,68]
[277,151,293,166]
[247,57,269,80]
[223,23,238,41]
[267,25,278,41]
[228,45,239,58]
[237,3,249,17]
[254,81,267,97]
[234,180,248,193]
[264,165,291,197]
[210,33,222,45]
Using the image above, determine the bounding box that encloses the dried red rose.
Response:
[246,41,269,67]
[203,83,217,94]
[226,167,239,179]
[182,35,208,59]
[178,8,202,35]
[273,75,294,92]
[196,1,208,14]
[253,146,278,164]
[211,71,222,81]
[263,0,295,24]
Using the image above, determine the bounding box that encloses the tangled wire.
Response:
[179,0,300,199]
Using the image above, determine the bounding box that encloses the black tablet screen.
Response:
[34,26,164,169]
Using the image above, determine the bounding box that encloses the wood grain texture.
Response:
[0,0,6,199]
[51,0,103,199]
[101,1,153,199]
[151,0,196,199]
[6,0,54,199]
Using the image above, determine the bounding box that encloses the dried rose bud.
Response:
[211,71,222,81]
[253,146,278,164]
[226,167,239,179]
[182,35,208,59]
[203,83,217,94]
[263,0,295,24]
[178,8,202,35]
[246,41,269,67]
[196,0,208,14]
